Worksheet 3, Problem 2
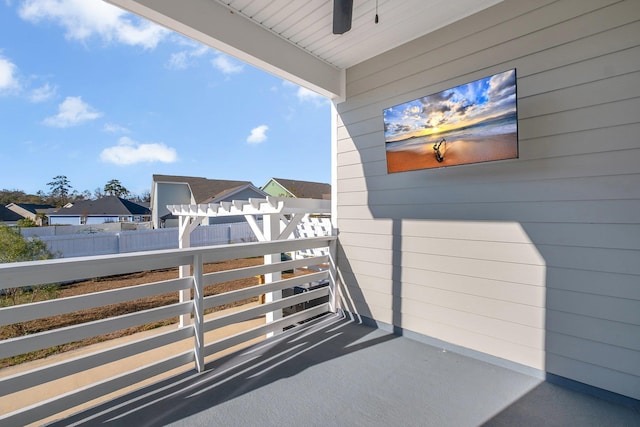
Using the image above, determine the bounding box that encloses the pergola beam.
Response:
[169,197,331,334]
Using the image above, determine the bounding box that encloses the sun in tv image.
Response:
[384,69,518,173]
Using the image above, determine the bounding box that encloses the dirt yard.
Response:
[0,257,305,368]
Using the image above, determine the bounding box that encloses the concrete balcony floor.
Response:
[46,314,639,427]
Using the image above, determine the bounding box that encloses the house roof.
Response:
[6,203,54,215]
[267,178,331,200]
[153,174,255,204]
[106,0,502,99]
[51,197,151,216]
[0,205,22,223]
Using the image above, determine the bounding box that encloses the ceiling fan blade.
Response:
[333,0,353,34]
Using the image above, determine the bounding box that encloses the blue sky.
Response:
[383,69,516,142]
[0,0,331,197]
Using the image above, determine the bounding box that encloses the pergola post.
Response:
[263,212,282,335]
[178,214,203,328]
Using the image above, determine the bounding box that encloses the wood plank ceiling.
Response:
[212,0,504,70]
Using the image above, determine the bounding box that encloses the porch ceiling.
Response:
[105,0,503,99]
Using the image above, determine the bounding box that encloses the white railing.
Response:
[0,235,337,426]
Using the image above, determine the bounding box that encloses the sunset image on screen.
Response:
[384,69,518,173]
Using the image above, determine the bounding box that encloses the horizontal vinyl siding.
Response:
[335,0,640,398]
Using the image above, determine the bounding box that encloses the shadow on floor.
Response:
[48,314,640,427]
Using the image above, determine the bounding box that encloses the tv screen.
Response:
[384,69,518,173]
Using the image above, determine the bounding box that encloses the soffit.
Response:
[107,0,503,98]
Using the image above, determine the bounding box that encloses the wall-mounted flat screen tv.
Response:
[384,69,518,173]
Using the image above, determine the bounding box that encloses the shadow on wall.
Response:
[337,117,639,404]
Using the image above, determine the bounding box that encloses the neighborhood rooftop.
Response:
[264,178,331,200]
[152,174,254,204]
[55,196,150,216]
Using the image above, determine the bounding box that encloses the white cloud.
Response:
[103,123,130,134]
[100,136,178,165]
[211,54,244,75]
[296,87,328,106]
[282,80,328,107]
[247,125,268,144]
[0,55,20,94]
[18,0,169,49]
[44,96,102,127]
[167,51,189,70]
[29,83,57,102]
[166,44,210,70]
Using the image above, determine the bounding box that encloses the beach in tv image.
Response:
[384,69,518,173]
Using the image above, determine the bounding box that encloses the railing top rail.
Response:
[0,236,335,288]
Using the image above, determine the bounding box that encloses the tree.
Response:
[129,190,151,203]
[0,224,56,307]
[16,218,37,228]
[47,175,73,206]
[93,187,105,199]
[0,189,43,205]
[103,179,130,198]
[140,190,151,203]
[0,224,53,264]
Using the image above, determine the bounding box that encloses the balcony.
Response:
[1,235,638,426]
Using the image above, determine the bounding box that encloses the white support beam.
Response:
[244,214,266,242]
[168,198,329,218]
[105,0,343,99]
[263,213,282,337]
[178,215,205,327]
[278,213,304,241]
[192,254,205,372]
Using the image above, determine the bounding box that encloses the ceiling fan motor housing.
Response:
[333,0,354,34]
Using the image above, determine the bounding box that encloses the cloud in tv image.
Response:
[384,69,518,173]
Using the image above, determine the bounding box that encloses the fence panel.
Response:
[191,224,231,247]
[119,228,178,253]
[229,221,260,243]
[40,234,119,258]
[28,219,327,259]
[294,217,332,258]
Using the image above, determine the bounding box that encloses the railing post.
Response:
[329,229,340,313]
[179,216,191,328]
[193,253,205,373]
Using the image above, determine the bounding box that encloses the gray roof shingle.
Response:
[0,205,22,222]
[55,197,150,216]
[153,175,253,204]
[269,178,331,199]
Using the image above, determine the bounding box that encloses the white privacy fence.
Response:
[23,218,333,259]
[19,222,151,238]
[32,222,260,258]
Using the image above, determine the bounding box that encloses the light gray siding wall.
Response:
[153,182,192,228]
[335,0,640,399]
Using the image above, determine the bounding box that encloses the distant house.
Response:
[151,174,268,228]
[47,197,151,226]
[261,178,331,200]
[5,203,55,226]
[0,205,23,226]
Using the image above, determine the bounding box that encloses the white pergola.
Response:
[168,197,332,328]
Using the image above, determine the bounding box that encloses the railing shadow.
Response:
[48,313,396,426]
